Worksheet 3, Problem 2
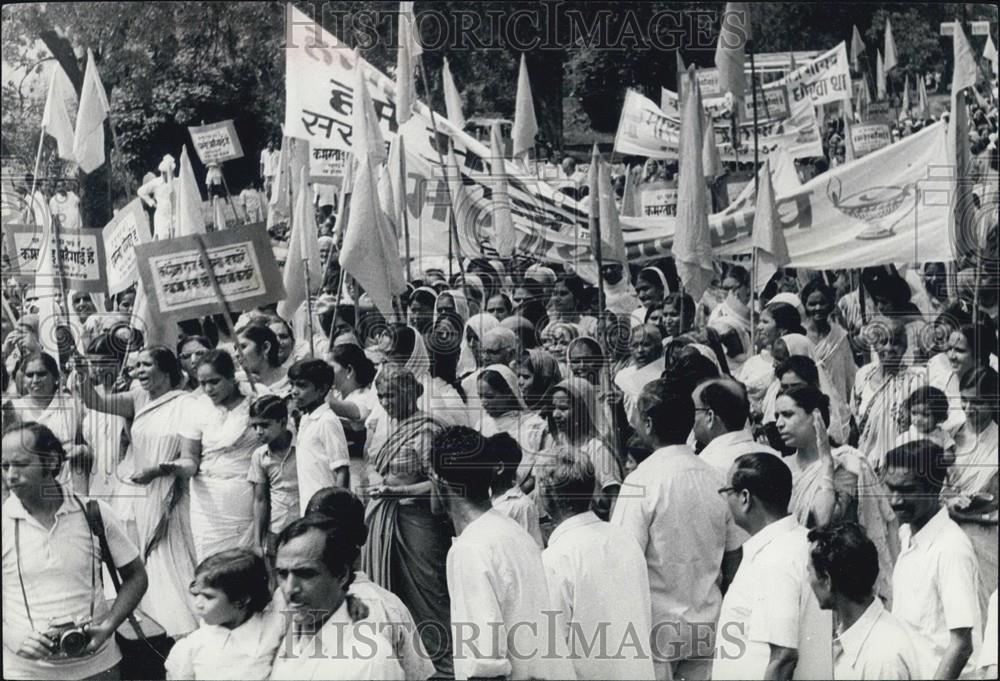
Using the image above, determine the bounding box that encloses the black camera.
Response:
[47,618,91,657]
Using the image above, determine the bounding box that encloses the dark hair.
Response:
[197,348,236,380]
[775,355,821,388]
[319,305,355,338]
[239,323,281,367]
[636,267,667,293]
[731,452,793,514]
[724,264,751,289]
[176,335,213,357]
[430,426,492,502]
[807,522,879,602]
[952,321,995,368]
[554,272,588,311]
[885,439,950,492]
[960,366,999,424]
[666,350,720,395]
[388,325,417,364]
[478,368,516,400]
[777,384,831,427]
[276,515,358,588]
[662,292,696,326]
[88,323,144,361]
[901,386,949,426]
[304,487,367,550]
[485,432,522,473]
[329,344,376,388]
[638,379,694,444]
[764,302,807,336]
[21,352,60,380]
[871,275,912,308]
[1,421,65,476]
[697,379,749,431]
[141,346,185,387]
[249,394,289,422]
[287,358,335,392]
[192,548,271,615]
[538,453,595,515]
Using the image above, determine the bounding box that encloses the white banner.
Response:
[779,42,853,107]
[309,145,348,186]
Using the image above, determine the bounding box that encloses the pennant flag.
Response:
[339,155,405,318]
[751,157,789,289]
[851,25,866,71]
[900,77,910,121]
[511,54,538,159]
[917,75,930,120]
[620,165,641,217]
[488,122,516,257]
[352,54,388,168]
[876,50,886,100]
[442,57,465,130]
[444,140,481,257]
[596,154,627,264]
[702,107,724,181]
[72,49,110,174]
[279,168,323,321]
[177,145,206,237]
[398,1,422,58]
[788,51,798,73]
[714,3,750,100]
[42,65,77,162]
[673,66,715,300]
[394,6,415,126]
[985,34,999,76]
[884,17,898,73]
[951,23,978,94]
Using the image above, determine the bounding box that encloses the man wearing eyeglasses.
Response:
[692,377,781,475]
[713,452,833,680]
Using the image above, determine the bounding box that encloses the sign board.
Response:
[134,223,284,322]
[187,120,244,165]
[102,199,152,295]
[850,123,892,158]
[865,101,893,124]
[971,21,990,36]
[940,23,955,36]
[742,86,791,121]
[309,145,349,186]
[3,225,107,292]
[640,180,678,217]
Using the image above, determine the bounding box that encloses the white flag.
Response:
[72,49,110,173]
[42,66,77,162]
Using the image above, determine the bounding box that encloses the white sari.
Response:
[614,357,665,429]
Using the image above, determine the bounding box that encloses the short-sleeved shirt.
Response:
[892,507,983,679]
[260,149,280,178]
[2,488,139,680]
[164,609,284,680]
[833,597,919,680]
[491,488,543,548]
[247,444,300,534]
[294,403,350,515]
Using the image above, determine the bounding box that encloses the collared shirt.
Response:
[713,515,833,681]
[612,444,743,664]
[294,403,350,515]
[269,600,404,680]
[834,597,918,680]
[699,428,782,476]
[2,488,139,680]
[892,507,982,679]
[446,510,576,680]
[492,488,543,548]
[980,590,998,671]
[543,511,656,680]
[165,609,285,680]
[248,444,300,534]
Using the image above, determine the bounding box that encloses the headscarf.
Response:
[525,264,557,287]
[779,333,815,359]
[501,314,538,350]
[543,377,604,442]
[457,312,500,377]
[158,154,176,175]
[409,286,439,309]
[399,326,432,380]
[461,273,486,309]
[769,292,807,320]
[518,348,563,409]
[479,363,529,412]
[689,342,722,371]
[435,289,470,324]
[638,266,670,295]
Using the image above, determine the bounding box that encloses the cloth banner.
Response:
[187,120,244,165]
[3,224,106,293]
[102,198,152,295]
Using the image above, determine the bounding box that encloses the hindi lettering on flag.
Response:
[188,120,245,165]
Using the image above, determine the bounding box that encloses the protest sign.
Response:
[741,86,791,121]
[102,198,152,295]
[3,225,106,292]
[850,123,892,158]
[864,101,893,124]
[309,145,349,185]
[187,120,244,164]
[680,68,722,98]
[640,181,678,217]
[781,42,852,107]
[134,224,284,322]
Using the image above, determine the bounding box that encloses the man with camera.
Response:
[2,422,148,680]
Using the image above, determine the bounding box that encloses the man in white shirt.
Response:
[48,182,82,230]
[612,379,743,680]
[287,359,350,513]
[429,426,576,680]
[539,454,655,680]
[886,440,981,679]
[270,515,404,680]
[807,522,919,679]
[2,422,148,681]
[260,140,280,198]
[713,452,833,680]
[692,377,781,473]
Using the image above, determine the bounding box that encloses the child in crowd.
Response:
[165,549,283,680]
[248,395,299,567]
[488,433,544,547]
[895,385,956,461]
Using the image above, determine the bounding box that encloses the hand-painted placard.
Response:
[102,199,152,294]
[309,145,349,186]
[3,224,107,292]
[188,120,245,164]
[134,223,284,321]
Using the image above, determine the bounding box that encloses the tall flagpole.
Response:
[749,26,761,332]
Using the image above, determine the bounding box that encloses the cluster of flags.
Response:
[41,49,110,174]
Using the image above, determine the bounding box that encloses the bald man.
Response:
[693,377,781,475]
[615,324,666,430]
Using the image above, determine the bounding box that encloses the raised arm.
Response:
[72,366,136,421]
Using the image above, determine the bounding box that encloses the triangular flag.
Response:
[620,165,641,218]
[32,200,62,361]
[951,22,978,94]
[587,144,601,257]
[352,55,387,168]
[489,122,516,257]
[394,6,415,127]
[751,157,789,289]
[398,2,422,58]
[985,34,999,75]
[884,17,898,73]
[511,54,538,159]
[445,141,480,257]
[278,168,323,321]
[788,51,798,72]
[850,25,866,71]
[597,154,627,264]
[876,50,886,100]
[673,66,715,300]
[42,65,77,162]
[72,49,110,174]
[702,107,723,181]
[900,77,910,121]
[339,155,405,318]
[714,3,750,100]
[442,57,465,130]
[917,75,930,120]
[855,76,871,119]
[177,145,206,237]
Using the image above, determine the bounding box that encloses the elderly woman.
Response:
[362,365,453,677]
[614,324,665,429]
[75,345,199,638]
[801,278,857,403]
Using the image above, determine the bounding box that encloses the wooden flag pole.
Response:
[749,34,762,308]
[328,268,347,348]
[303,257,317,357]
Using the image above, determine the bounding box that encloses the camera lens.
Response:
[60,628,89,657]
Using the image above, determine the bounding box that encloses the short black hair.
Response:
[485,432,522,473]
[807,522,879,602]
[538,452,595,515]
[900,385,949,426]
[731,452,792,514]
[697,379,749,431]
[775,355,820,388]
[329,343,377,388]
[287,358,335,392]
[764,302,806,336]
[2,421,65,477]
[638,379,694,444]
[249,394,289,422]
[198,348,237,380]
[276,514,358,588]
[431,426,492,502]
[304,487,367,550]
[777,384,831,428]
[885,439,950,492]
[319,305,355,337]
[193,548,271,614]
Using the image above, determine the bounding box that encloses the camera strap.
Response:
[13,494,96,633]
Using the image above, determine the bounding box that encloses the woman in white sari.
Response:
[75,345,199,638]
[475,364,545,483]
[801,279,857,404]
[614,324,665,429]
[736,301,807,415]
